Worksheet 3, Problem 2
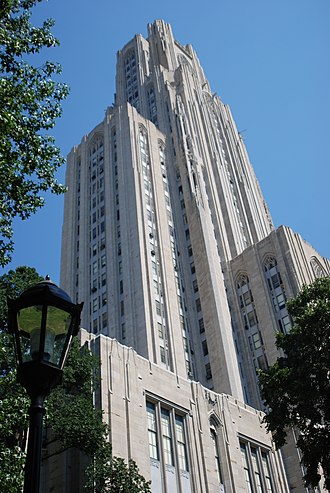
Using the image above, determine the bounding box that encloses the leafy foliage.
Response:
[84,443,151,493]
[47,339,105,457]
[0,266,42,492]
[259,277,330,489]
[0,265,43,329]
[0,0,69,266]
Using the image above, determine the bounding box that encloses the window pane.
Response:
[161,409,174,466]
[262,452,273,493]
[240,443,253,493]
[147,403,159,460]
[251,448,263,493]
[211,430,222,483]
[175,416,188,471]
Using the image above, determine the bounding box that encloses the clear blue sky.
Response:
[2,0,329,284]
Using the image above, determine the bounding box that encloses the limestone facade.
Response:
[59,20,329,492]
[42,330,292,492]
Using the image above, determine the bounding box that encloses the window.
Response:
[199,318,205,333]
[152,261,158,276]
[202,339,208,356]
[146,400,190,481]
[211,429,223,484]
[205,362,212,380]
[251,448,263,493]
[270,273,281,290]
[153,279,159,295]
[261,452,274,493]
[196,298,201,312]
[276,293,285,310]
[155,300,161,316]
[147,403,158,460]
[180,315,185,330]
[120,300,124,317]
[240,441,275,493]
[92,298,98,313]
[160,346,166,364]
[281,315,291,333]
[102,312,107,329]
[161,409,174,466]
[241,289,253,307]
[175,416,188,471]
[240,443,253,493]
[158,322,164,339]
[252,332,262,350]
[193,279,198,292]
[247,310,257,328]
[257,354,268,370]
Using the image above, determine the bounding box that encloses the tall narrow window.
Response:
[161,409,174,466]
[147,403,159,460]
[240,443,253,493]
[261,452,274,493]
[251,447,263,493]
[211,430,223,484]
[175,415,188,471]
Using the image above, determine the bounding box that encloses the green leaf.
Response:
[259,277,330,489]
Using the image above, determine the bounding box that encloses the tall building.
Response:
[59,20,329,493]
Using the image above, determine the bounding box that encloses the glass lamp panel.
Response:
[17,305,43,362]
[46,306,72,365]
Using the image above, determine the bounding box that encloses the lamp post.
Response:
[7,277,83,493]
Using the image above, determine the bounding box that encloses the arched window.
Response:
[209,416,224,487]
[310,256,327,279]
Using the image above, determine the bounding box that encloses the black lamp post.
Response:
[7,277,83,493]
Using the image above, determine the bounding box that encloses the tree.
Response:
[84,443,152,493]
[0,0,69,266]
[259,277,330,489]
[0,266,151,492]
[0,266,42,492]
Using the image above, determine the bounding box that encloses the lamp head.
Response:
[7,278,83,397]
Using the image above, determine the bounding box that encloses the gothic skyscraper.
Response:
[59,20,329,492]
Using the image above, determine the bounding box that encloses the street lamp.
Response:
[7,276,83,493]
